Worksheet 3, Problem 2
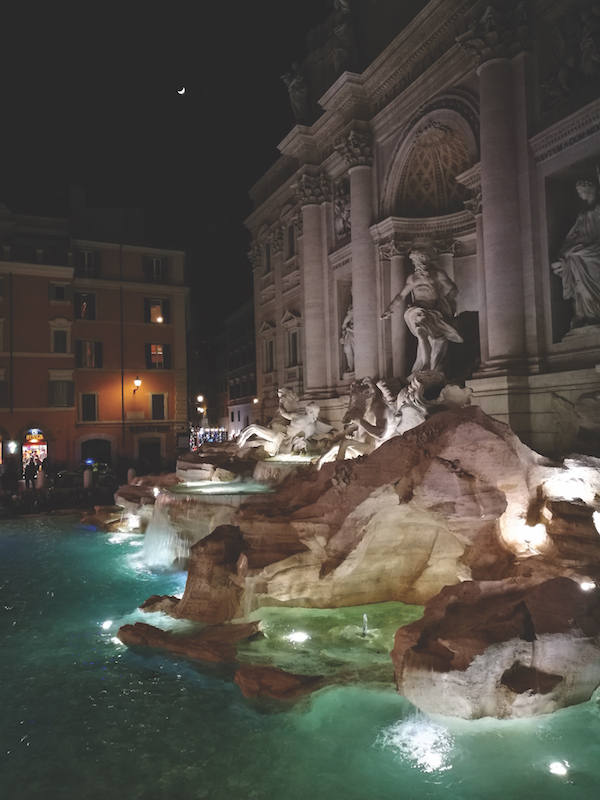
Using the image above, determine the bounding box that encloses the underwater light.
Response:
[153,487,160,498]
[101,620,112,630]
[549,761,569,776]
[580,580,596,591]
[286,631,310,644]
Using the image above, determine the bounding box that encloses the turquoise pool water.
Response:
[2,515,600,799]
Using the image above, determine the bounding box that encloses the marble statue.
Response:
[281,63,309,124]
[239,394,332,457]
[340,303,355,372]
[381,250,463,377]
[552,178,600,329]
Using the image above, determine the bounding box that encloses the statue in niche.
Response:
[281,63,309,124]
[340,303,355,373]
[380,250,463,378]
[552,177,600,330]
[334,183,351,238]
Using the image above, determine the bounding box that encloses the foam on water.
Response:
[2,516,600,799]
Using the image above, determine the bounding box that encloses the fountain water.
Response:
[362,612,368,637]
[142,496,190,569]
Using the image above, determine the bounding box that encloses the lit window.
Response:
[151,344,163,367]
[145,298,170,323]
[75,292,96,320]
[77,341,103,368]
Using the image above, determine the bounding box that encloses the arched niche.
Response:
[381,98,479,220]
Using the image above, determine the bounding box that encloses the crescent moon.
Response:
[177,87,186,95]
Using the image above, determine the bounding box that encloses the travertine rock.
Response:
[234,665,324,700]
[116,620,261,663]
[391,577,600,718]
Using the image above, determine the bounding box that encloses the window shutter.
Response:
[144,298,151,323]
[87,293,96,320]
[67,381,74,407]
[75,340,83,367]
[96,341,103,368]
[145,343,152,369]
[93,250,101,277]
[163,344,171,369]
[162,299,170,324]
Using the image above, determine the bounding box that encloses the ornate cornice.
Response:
[529,99,600,163]
[293,173,332,205]
[334,130,373,168]
[455,3,532,67]
[370,211,475,244]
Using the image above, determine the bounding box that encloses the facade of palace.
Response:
[245,0,600,455]
[0,201,190,476]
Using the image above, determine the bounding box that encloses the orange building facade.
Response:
[0,207,190,479]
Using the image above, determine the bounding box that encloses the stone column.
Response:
[380,240,411,377]
[465,191,489,363]
[336,131,379,378]
[433,239,460,282]
[457,6,530,369]
[294,174,330,394]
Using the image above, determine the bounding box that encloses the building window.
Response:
[50,283,70,302]
[76,340,103,368]
[145,343,171,369]
[74,292,96,320]
[53,329,68,353]
[76,250,100,278]
[288,330,298,367]
[143,256,167,283]
[264,339,274,373]
[81,393,97,421]
[144,298,170,323]
[151,394,166,420]
[285,224,296,260]
[49,380,74,407]
[231,411,234,422]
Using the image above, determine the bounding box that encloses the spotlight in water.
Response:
[380,717,454,773]
[153,487,160,498]
[580,580,596,591]
[286,631,310,644]
[549,761,569,776]
[101,620,113,630]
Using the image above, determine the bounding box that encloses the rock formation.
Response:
[391,577,600,719]
[118,405,600,717]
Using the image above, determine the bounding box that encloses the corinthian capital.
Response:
[269,227,284,254]
[247,242,263,270]
[379,240,411,260]
[335,130,373,168]
[456,3,531,67]
[294,173,332,205]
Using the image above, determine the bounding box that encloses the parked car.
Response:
[55,461,117,489]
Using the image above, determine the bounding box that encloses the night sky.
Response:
[2,1,331,336]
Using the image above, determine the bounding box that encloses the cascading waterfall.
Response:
[142,495,190,569]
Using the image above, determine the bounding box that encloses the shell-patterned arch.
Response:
[381,94,480,219]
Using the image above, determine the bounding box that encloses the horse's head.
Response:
[343,378,373,424]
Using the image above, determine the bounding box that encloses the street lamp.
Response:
[133,376,142,394]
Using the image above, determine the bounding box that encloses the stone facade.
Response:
[245,0,600,455]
